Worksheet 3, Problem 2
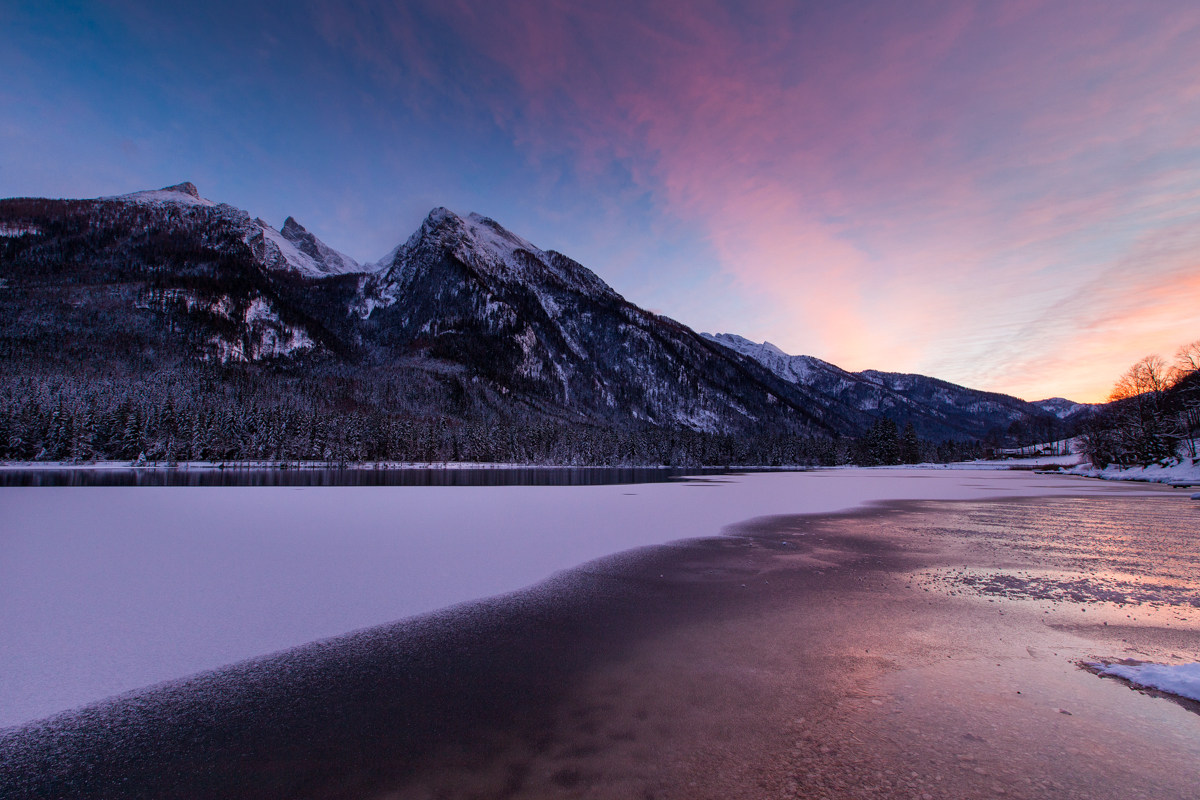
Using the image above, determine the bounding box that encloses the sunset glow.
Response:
[4,0,1199,401]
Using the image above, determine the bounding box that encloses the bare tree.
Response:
[1106,355,1177,466]
[1172,340,1200,458]
[1173,339,1200,378]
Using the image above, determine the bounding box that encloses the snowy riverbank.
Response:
[1066,456,1200,487]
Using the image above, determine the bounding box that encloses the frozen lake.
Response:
[0,468,1171,728]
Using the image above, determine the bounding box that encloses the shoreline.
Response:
[3,493,1198,798]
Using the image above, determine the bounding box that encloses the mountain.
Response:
[0,182,1064,454]
[0,185,852,439]
[348,207,856,433]
[1032,397,1095,420]
[702,333,1063,440]
[280,217,362,276]
[111,182,362,278]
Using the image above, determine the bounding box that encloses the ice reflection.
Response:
[0,464,760,487]
[908,497,1200,615]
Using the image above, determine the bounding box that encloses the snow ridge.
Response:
[1032,397,1093,419]
[702,332,852,386]
[109,182,217,208]
[365,207,619,316]
[280,217,363,275]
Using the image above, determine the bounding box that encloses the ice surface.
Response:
[0,469,1167,728]
[1094,662,1200,702]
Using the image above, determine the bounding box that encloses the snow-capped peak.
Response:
[279,217,362,275]
[377,207,617,298]
[245,218,374,279]
[1032,397,1093,419]
[702,333,853,386]
[462,211,544,263]
[396,207,546,280]
[109,182,217,207]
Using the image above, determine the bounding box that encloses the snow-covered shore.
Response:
[1066,456,1200,487]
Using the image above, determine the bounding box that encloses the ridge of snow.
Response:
[1033,397,1093,419]
[108,182,217,208]
[363,207,618,318]
[280,217,365,275]
[250,221,329,278]
[702,332,847,386]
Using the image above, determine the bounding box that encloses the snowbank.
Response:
[1067,456,1200,487]
[1090,662,1200,703]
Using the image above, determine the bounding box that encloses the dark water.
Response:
[2,495,1198,800]
[0,465,780,487]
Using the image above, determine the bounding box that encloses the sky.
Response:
[2,1,1199,402]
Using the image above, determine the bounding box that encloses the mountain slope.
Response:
[703,333,1062,439]
[352,208,854,433]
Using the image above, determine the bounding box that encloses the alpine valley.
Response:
[0,184,1081,465]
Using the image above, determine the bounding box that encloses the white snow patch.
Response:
[109,184,217,208]
[244,296,277,324]
[202,297,316,362]
[250,222,328,278]
[211,296,235,320]
[1092,662,1200,702]
[702,332,851,386]
[1067,456,1200,486]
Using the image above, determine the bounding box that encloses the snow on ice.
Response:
[1091,662,1200,703]
[0,469,1170,728]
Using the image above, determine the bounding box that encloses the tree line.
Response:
[0,370,985,468]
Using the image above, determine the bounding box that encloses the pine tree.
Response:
[900,422,921,464]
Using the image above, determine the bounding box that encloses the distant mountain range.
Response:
[0,183,1081,441]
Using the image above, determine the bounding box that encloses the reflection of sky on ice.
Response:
[0,470,1171,728]
[911,495,1200,618]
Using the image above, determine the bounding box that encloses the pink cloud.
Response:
[316,0,1200,400]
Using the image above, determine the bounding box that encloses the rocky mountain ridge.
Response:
[0,183,1071,441]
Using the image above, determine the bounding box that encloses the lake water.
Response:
[0,464,751,487]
